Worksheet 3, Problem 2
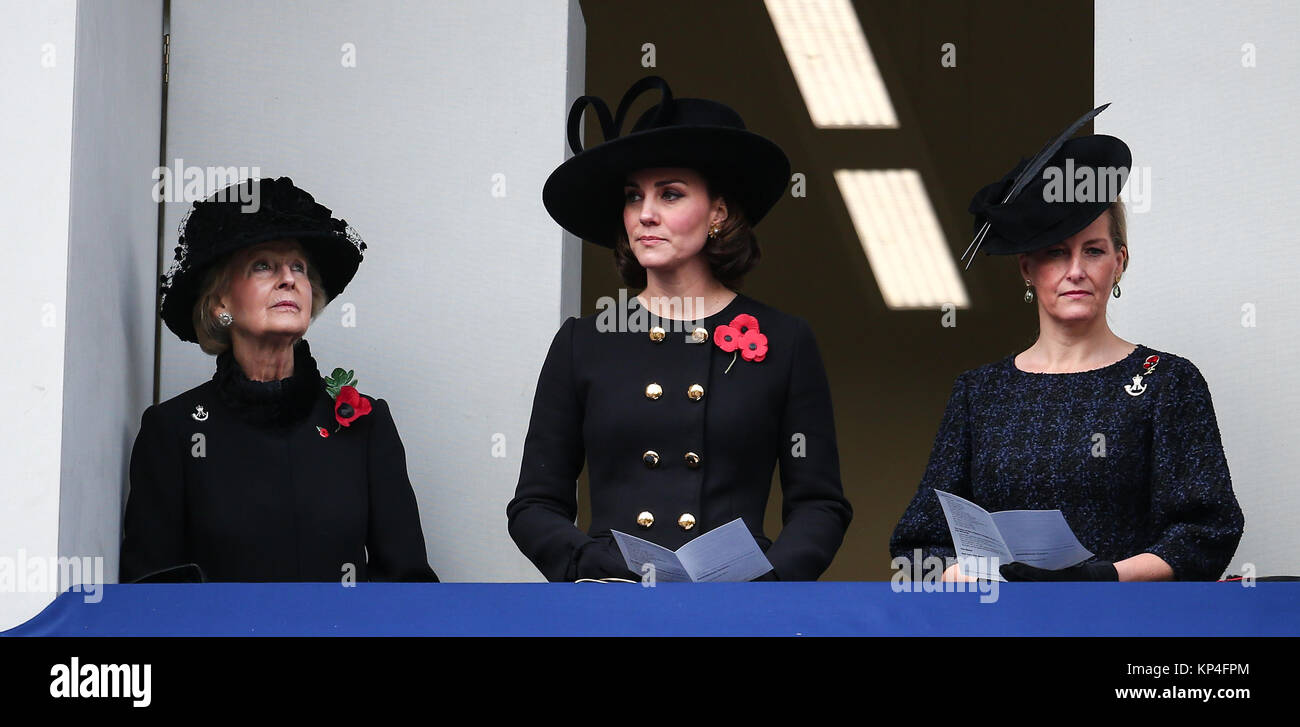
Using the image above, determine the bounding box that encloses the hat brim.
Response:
[542,125,791,248]
[980,200,1114,256]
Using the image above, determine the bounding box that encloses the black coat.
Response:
[120,339,437,583]
[507,293,852,581]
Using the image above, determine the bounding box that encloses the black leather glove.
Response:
[1000,560,1118,582]
[571,538,637,581]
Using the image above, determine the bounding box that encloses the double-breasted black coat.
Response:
[507,293,852,581]
[120,339,437,583]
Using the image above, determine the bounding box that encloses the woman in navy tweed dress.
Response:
[890,123,1243,582]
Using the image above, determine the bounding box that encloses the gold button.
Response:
[691,327,709,344]
[637,511,655,528]
[684,452,701,468]
[687,384,704,401]
[642,450,660,468]
[649,326,666,342]
[678,513,696,531]
[644,383,662,400]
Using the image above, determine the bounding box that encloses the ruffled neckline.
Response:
[212,339,322,427]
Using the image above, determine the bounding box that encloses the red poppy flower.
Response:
[714,324,742,352]
[730,313,759,336]
[738,330,768,362]
[333,385,372,428]
[317,426,330,438]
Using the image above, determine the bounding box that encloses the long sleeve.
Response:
[120,405,188,583]
[364,398,439,581]
[1144,363,1243,580]
[889,373,973,564]
[506,317,596,581]
[766,317,853,580]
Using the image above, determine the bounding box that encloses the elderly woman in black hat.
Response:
[507,76,852,582]
[120,177,437,583]
[890,109,1243,581]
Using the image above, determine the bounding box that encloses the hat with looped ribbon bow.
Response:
[542,75,791,248]
[962,104,1131,267]
[158,176,366,343]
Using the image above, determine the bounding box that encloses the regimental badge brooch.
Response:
[1124,355,1160,397]
[191,404,209,421]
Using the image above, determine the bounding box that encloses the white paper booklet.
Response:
[934,489,1094,581]
[610,517,773,582]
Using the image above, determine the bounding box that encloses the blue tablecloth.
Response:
[5,582,1297,636]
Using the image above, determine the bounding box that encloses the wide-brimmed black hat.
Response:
[159,176,365,343]
[542,76,791,248]
[963,105,1131,265]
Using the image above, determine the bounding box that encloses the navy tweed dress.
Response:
[890,344,1244,581]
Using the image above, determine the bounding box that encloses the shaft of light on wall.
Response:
[834,169,969,310]
[764,0,899,129]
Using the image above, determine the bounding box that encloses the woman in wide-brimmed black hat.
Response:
[890,108,1243,582]
[120,177,437,583]
[508,76,852,582]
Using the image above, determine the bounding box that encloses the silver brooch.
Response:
[191,404,209,421]
[1123,354,1161,397]
[1124,375,1147,397]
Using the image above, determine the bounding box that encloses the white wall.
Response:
[0,0,78,631]
[1097,0,1300,577]
[0,0,163,632]
[60,0,163,592]
[158,0,585,582]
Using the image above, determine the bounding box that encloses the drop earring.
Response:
[1112,278,1122,298]
[1023,280,1034,303]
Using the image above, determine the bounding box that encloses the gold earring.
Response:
[707,222,721,239]
[1112,277,1122,299]
[1023,279,1034,303]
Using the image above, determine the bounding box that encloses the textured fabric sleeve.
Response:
[365,398,439,581]
[1144,362,1243,581]
[766,317,853,581]
[506,317,598,582]
[120,405,188,583]
[889,373,973,564]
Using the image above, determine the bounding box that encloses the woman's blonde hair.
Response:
[192,242,327,355]
[1108,198,1129,272]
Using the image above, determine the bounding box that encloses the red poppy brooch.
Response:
[714,313,768,373]
[318,367,372,437]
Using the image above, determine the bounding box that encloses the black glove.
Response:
[571,538,637,581]
[1000,560,1118,582]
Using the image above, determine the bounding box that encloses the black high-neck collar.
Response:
[212,339,322,428]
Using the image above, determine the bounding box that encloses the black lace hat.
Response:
[542,76,791,248]
[963,105,1131,266]
[158,177,365,343]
